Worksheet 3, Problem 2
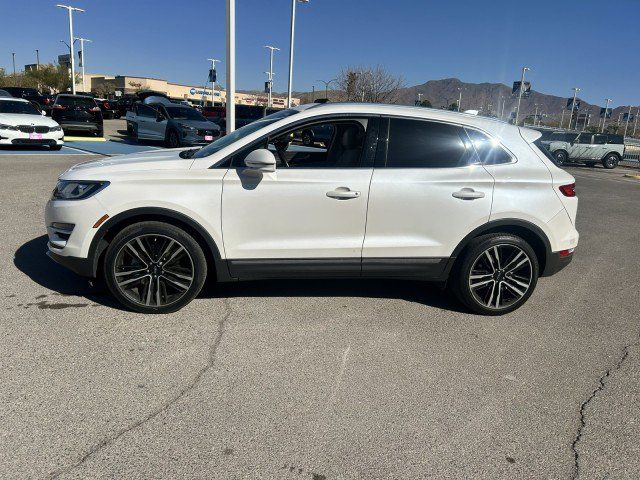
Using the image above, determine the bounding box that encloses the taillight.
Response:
[559,183,576,197]
[44,98,50,105]
[559,248,574,257]
[89,106,101,113]
[53,104,66,110]
[103,102,109,109]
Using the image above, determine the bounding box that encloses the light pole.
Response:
[623,105,633,138]
[633,107,639,137]
[57,4,85,95]
[264,46,279,108]
[569,87,580,130]
[600,98,612,133]
[74,37,91,93]
[533,103,539,126]
[316,78,336,100]
[11,52,16,75]
[35,49,40,70]
[207,58,221,106]
[287,0,309,108]
[226,0,235,132]
[514,66,530,125]
[457,87,463,112]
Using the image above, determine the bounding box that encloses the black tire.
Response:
[166,129,180,148]
[602,153,619,169]
[126,123,134,135]
[301,130,313,146]
[103,221,207,314]
[96,129,104,138]
[553,150,568,166]
[451,233,539,315]
[50,144,62,151]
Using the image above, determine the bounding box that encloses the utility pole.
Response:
[264,46,279,108]
[207,58,221,106]
[11,52,16,75]
[74,37,92,92]
[601,98,612,133]
[569,87,580,130]
[226,0,235,133]
[57,4,85,95]
[514,66,530,125]
[287,0,309,107]
[623,105,633,138]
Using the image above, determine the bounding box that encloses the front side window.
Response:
[385,118,474,168]
[577,133,592,144]
[136,104,157,117]
[465,128,513,165]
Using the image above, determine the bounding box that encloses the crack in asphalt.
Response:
[47,297,232,479]
[571,335,640,479]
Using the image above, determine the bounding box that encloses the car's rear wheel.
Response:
[553,150,568,166]
[602,154,619,169]
[452,234,539,315]
[103,221,207,314]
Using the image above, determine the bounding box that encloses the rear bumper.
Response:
[59,122,102,132]
[47,249,94,277]
[542,251,574,277]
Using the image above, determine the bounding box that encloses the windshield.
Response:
[192,108,300,159]
[165,106,206,121]
[0,101,40,115]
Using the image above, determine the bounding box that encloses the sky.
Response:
[1,0,639,107]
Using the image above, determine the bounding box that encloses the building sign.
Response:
[189,87,221,97]
[512,81,531,98]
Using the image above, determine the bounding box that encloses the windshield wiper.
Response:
[179,148,198,159]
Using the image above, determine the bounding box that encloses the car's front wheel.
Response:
[103,221,207,314]
[602,154,619,169]
[166,129,181,148]
[452,234,539,315]
[553,150,568,166]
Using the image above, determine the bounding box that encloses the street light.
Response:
[207,58,221,106]
[287,0,309,108]
[226,0,235,133]
[457,87,463,112]
[74,37,92,93]
[514,66,530,125]
[56,4,85,95]
[533,103,539,126]
[601,98,612,133]
[569,87,580,130]
[11,52,16,75]
[623,105,633,138]
[35,49,40,70]
[264,45,279,108]
[316,78,336,100]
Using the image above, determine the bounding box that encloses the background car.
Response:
[95,98,117,119]
[125,99,220,147]
[1,87,53,114]
[51,94,103,137]
[0,89,12,98]
[0,97,63,149]
[545,131,625,169]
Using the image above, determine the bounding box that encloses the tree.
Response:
[335,65,404,103]
[93,82,115,98]
[416,99,432,108]
[24,64,73,93]
[448,102,458,111]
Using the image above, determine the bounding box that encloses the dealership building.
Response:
[78,73,298,107]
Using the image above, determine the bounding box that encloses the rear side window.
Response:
[465,129,513,165]
[607,135,623,144]
[593,135,607,145]
[385,118,474,168]
[136,104,157,117]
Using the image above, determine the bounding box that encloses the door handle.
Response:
[452,188,485,200]
[326,187,361,200]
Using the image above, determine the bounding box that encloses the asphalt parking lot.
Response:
[1,154,639,479]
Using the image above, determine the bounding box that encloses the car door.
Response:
[592,134,608,160]
[221,117,379,278]
[145,104,168,140]
[362,117,494,273]
[135,104,157,139]
[569,133,592,159]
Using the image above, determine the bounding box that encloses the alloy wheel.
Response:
[113,234,194,308]
[468,244,533,311]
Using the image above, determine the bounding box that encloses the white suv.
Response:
[45,103,579,315]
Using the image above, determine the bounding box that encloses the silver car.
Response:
[547,132,625,169]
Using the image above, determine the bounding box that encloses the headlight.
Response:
[180,124,197,131]
[52,180,109,200]
[0,124,19,131]
[50,125,62,132]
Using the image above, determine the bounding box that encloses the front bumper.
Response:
[0,129,64,146]
[181,129,219,146]
[46,250,94,277]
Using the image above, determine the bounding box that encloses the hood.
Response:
[173,119,220,131]
[60,148,191,179]
[0,113,59,127]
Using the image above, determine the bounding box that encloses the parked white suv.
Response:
[45,103,579,315]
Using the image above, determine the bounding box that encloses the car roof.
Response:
[292,102,524,140]
[57,94,94,99]
[0,97,29,103]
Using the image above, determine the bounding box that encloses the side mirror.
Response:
[244,148,276,173]
[156,113,165,122]
[41,110,47,116]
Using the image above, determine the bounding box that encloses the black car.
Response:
[51,94,104,137]
[2,87,53,113]
[95,98,117,119]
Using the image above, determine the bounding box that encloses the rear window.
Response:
[607,135,624,144]
[55,96,96,108]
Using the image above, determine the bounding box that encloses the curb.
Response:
[63,136,106,142]
[623,174,640,180]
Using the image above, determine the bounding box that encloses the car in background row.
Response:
[125,99,220,147]
[0,97,63,149]
[51,94,103,137]
[95,98,117,119]
[202,105,283,135]
[1,87,53,114]
[540,131,625,169]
